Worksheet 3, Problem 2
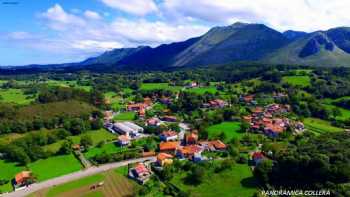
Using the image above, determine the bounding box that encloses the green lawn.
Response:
[206,121,243,141]
[0,160,25,192]
[304,118,343,135]
[323,104,350,121]
[186,86,218,95]
[84,143,127,159]
[282,76,311,87]
[28,154,82,181]
[45,174,105,197]
[44,129,116,153]
[113,111,136,121]
[170,164,257,197]
[0,89,36,105]
[140,83,182,92]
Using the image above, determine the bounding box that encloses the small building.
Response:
[209,140,227,151]
[129,163,152,184]
[146,117,160,126]
[160,130,178,141]
[161,115,177,122]
[251,152,266,166]
[113,122,144,137]
[176,145,203,161]
[159,141,179,153]
[186,131,198,145]
[13,171,33,188]
[103,110,114,121]
[156,153,173,166]
[117,135,130,146]
[208,99,227,108]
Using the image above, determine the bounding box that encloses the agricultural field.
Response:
[104,92,123,111]
[304,118,343,135]
[45,80,92,91]
[0,160,24,192]
[206,121,243,141]
[140,83,182,92]
[282,76,311,87]
[28,154,82,181]
[185,86,218,95]
[84,143,127,159]
[170,164,257,197]
[31,167,137,197]
[113,111,136,121]
[0,88,36,105]
[322,104,350,121]
[44,129,116,153]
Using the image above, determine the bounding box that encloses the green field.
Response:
[32,167,137,197]
[282,76,311,87]
[0,89,36,104]
[113,111,136,121]
[170,164,257,197]
[46,174,105,197]
[45,80,91,91]
[84,143,127,159]
[28,154,82,181]
[304,118,343,135]
[0,160,25,192]
[140,83,182,92]
[323,104,350,121]
[206,121,243,141]
[44,129,116,153]
[186,86,218,95]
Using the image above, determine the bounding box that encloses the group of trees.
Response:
[254,132,350,196]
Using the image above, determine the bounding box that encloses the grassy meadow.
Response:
[206,121,243,141]
[282,76,311,87]
[304,118,343,135]
[0,89,36,105]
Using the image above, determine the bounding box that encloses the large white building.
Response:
[113,122,144,137]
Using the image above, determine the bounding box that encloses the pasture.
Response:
[31,168,137,197]
[113,111,136,121]
[206,121,243,141]
[28,154,82,181]
[0,160,24,192]
[140,83,182,92]
[304,118,343,135]
[0,88,36,105]
[282,76,311,87]
[170,164,257,197]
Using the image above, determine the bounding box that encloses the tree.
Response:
[80,135,93,149]
[58,139,73,155]
[186,166,205,185]
[254,159,273,185]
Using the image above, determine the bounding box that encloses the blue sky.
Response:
[1,0,350,65]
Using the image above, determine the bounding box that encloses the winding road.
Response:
[2,157,156,197]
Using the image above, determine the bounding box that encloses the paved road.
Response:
[3,157,156,197]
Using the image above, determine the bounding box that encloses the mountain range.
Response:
[4,22,350,72]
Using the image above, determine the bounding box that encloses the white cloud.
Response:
[72,40,123,50]
[84,10,102,20]
[41,4,85,30]
[100,0,158,16]
[161,0,350,32]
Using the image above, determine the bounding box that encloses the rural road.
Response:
[2,157,156,197]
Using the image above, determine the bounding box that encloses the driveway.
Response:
[2,157,156,197]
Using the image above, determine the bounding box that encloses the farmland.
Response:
[170,164,257,197]
[0,88,36,105]
[304,118,343,134]
[30,168,138,197]
[28,154,82,181]
[140,83,182,92]
[282,76,311,87]
[84,143,127,159]
[0,160,24,192]
[206,121,243,141]
[113,111,136,121]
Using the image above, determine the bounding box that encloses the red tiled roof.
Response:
[210,140,227,149]
[159,141,179,151]
[134,163,149,174]
[179,145,202,155]
[157,153,173,161]
[15,171,31,184]
[161,130,178,137]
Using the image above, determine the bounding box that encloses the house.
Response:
[209,140,227,151]
[176,145,203,161]
[186,131,198,145]
[72,144,82,151]
[264,124,284,137]
[129,163,152,184]
[103,110,114,121]
[143,97,153,106]
[208,99,227,108]
[251,152,266,165]
[127,103,146,111]
[294,121,305,134]
[160,130,178,141]
[156,153,173,166]
[117,135,130,146]
[161,115,177,122]
[146,117,160,126]
[159,97,172,105]
[199,140,227,151]
[186,81,198,88]
[240,95,256,104]
[142,151,156,157]
[14,171,33,188]
[113,122,144,137]
[159,141,180,153]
